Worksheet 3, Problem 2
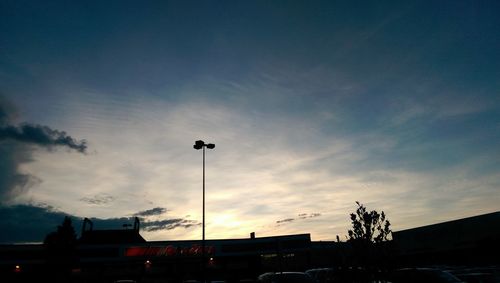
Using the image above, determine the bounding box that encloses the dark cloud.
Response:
[0,123,87,153]
[0,142,35,201]
[0,204,80,244]
[129,207,199,232]
[0,100,33,201]
[80,194,115,205]
[87,216,199,232]
[0,204,199,243]
[133,207,167,217]
[142,219,200,232]
[0,98,88,202]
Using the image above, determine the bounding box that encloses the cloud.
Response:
[276,218,295,224]
[0,203,201,243]
[142,219,200,232]
[276,213,322,227]
[133,207,168,217]
[131,207,199,232]
[0,204,77,244]
[0,142,35,202]
[80,194,115,205]
[0,123,87,153]
[0,97,88,203]
[298,213,322,219]
[81,215,200,233]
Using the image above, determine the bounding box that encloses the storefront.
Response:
[1,233,313,282]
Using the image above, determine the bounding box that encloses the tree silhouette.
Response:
[44,216,78,282]
[44,216,77,248]
[347,201,393,270]
[348,201,392,243]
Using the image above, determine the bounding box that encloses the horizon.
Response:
[3,209,500,245]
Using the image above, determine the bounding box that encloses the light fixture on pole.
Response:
[193,140,215,282]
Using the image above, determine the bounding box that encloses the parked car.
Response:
[258,272,315,283]
[447,267,499,283]
[305,268,335,283]
[453,272,496,283]
[390,268,464,283]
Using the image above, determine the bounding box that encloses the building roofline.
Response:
[393,210,500,234]
[146,233,311,244]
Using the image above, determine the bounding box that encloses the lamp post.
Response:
[193,140,215,282]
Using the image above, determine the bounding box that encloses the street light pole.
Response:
[202,143,205,273]
[193,140,215,283]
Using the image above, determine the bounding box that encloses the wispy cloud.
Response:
[298,213,322,219]
[133,207,168,217]
[276,218,295,224]
[276,213,322,226]
[80,194,115,205]
[13,89,499,241]
[142,219,200,232]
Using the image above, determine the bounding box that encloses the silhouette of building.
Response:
[1,217,315,282]
[79,217,146,244]
[393,211,500,265]
[2,211,499,282]
[76,233,311,281]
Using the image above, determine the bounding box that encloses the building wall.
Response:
[392,211,500,265]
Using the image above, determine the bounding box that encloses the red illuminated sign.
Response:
[125,244,215,257]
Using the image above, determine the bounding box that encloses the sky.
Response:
[0,0,499,244]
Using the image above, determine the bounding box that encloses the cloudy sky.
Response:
[1,0,499,243]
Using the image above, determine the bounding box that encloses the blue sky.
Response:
[1,0,499,243]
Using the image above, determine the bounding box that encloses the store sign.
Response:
[125,245,215,257]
